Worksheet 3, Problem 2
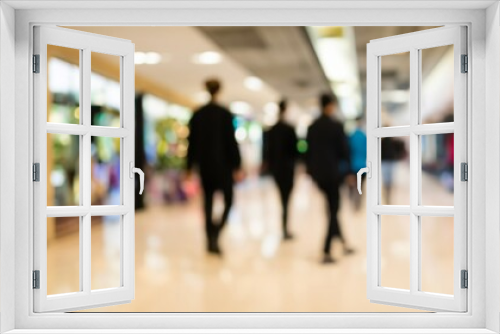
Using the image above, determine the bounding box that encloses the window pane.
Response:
[91,137,121,205]
[420,216,454,295]
[380,52,410,127]
[47,45,80,124]
[421,134,454,206]
[421,45,454,124]
[47,133,80,206]
[91,52,121,127]
[47,216,80,295]
[380,215,410,290]
[380,136,409,205]
[91,215,121,290]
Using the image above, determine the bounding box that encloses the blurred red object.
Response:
[183,175,200,197]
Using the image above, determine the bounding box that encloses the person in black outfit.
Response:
[186,78,243,256]
[263,99,298,241]
[306,93,355,264]
[381,137,406,204]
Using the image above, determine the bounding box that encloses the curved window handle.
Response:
[129,162,145,195]
[357,161,371,195]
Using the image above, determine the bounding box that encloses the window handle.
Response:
[357,161,371,195]
[129,162,145,195]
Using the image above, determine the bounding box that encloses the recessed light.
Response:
[135,52,162,65]
[244,76,263,91]
[192,51,222,65]
[144,52,162,64]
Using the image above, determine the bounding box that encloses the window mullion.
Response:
[409,47,420,295]
[81,47,92,294]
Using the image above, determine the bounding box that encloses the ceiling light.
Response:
[135,52,162,65]
[192,51,222,65]
[230,101,253,116]
[135,52,146,64]
[244,76,263,91]
[144,52,162,64]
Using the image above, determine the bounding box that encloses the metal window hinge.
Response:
[461,270,468,289]
[33,163,40,182]
[33,270,40,289]
[461,162,468,181]
[461,54,468,73]
[33,54,40,73]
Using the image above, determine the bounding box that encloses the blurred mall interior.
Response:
[46,26,455,312]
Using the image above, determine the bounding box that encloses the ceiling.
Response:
[67,25,453,123]
[198,27,331,109]
[70,26,281,117]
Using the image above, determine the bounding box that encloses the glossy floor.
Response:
[46,164,454,312]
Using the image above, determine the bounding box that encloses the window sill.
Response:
[4,329,497,334]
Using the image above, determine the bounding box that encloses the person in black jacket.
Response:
[263,99,298,240]
[381,137,406,204]
[306,93,355,264]
[186,78,244,256]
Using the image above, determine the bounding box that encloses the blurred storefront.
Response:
[46,50,198,242]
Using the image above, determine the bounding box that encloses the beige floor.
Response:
[47,163,454,312]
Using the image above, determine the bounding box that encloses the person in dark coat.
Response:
[306,93,355,264]
[263,99,298,240]
[381,137,406,204]
[186,78,244,256]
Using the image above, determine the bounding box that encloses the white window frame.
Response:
[1,1,499,333]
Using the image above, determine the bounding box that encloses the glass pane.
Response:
[47,45,81,124]
[380,215,410,290]
[421,134,454,206]
[91,52,121,127]
[91,215,121,290]
[380,52,410,127]
[47,133,80,206]
[380,136,409,205]
[421,45,454,124]
[47,216,80,295]
[420,216,454,295]
[91,137,121,205]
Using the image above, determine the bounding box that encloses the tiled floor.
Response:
[47,163,454,312]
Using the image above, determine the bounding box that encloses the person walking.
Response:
[263,99,298,240]
[380,137,406,204]
[306,93,355,264]
[348,116,367,211]
[186,78,244,256]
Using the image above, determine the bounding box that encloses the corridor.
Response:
[42,25,456,313]
[45,163,453,313]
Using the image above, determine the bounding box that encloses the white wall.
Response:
[0,1,16,333]
[485,2,500,333]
